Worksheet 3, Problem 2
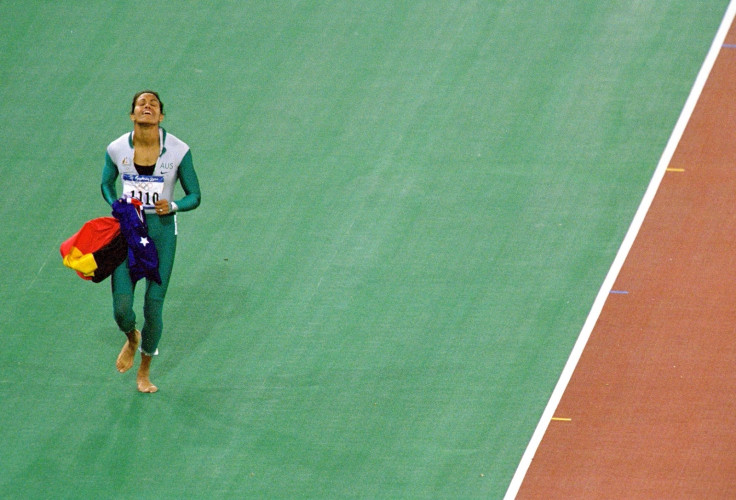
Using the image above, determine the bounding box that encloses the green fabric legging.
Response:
[111,213,177,355]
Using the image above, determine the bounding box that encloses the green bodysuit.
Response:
[101,127,201,355]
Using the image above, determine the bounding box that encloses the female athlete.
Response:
[101,90,201,392]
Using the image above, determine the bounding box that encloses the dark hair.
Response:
[131,90,164,114]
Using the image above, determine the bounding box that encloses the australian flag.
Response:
[112,196,161,285]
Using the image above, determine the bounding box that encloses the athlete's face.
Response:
[130,93,164,125]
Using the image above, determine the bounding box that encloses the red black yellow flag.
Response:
[60,217,127,282]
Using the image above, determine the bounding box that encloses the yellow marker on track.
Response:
[551,417,572,422]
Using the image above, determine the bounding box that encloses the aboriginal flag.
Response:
[60,217,127,282]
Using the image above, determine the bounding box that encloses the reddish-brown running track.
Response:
[517,16,736,500]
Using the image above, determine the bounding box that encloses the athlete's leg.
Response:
[137,353,158,393]
[111,260,139,372]
[139,215,177,355]
[116,328,140,373]
[137,214,177,391]
[111,260,135,331]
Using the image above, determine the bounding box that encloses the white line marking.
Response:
[504,2,736,498]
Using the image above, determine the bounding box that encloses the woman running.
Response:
[101,90,201,393]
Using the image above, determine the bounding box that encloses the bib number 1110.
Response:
[129,190,160,205]
[121,174,165,208]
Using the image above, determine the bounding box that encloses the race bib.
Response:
[122,173,164,208]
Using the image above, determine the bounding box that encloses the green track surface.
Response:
[0,2,729,498]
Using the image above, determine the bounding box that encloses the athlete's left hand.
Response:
[154,199,171,216]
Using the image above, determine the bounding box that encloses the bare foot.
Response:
[116,329,140,373]
[137,353,158,393]
[137,377,158,393]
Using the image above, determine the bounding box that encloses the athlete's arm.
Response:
[174,150,201,212]
[101,152,119,206]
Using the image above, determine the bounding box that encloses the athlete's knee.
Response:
[141,298,165,355]
[112,294,135,331]
[143,297,164,331]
